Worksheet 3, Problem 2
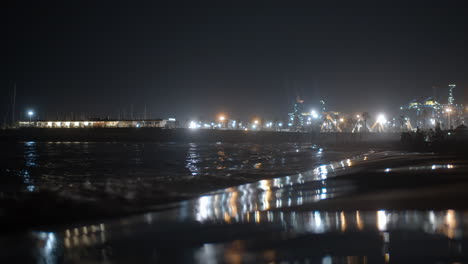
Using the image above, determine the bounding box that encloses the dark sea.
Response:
[0,141,366,216]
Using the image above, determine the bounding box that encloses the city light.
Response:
[278,122,283,127]
[254,120,259,124]
[377,114,386,125]
[311,110,319,119]
[189,121,197,129]
[27,110,34,123]
[219,115,225,121]
[339,118,344,123]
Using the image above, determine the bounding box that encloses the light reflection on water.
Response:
[35,209,468,264]
[22,141,37,192]
[17,151,468,263]
[186,143,200,176]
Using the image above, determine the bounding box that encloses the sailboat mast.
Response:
[12,82,16,126]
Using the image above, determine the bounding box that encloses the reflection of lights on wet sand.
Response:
[445,209,457,239]
[224,212,231,223]
[228,189,238,218]
[320,187,327,200]
[377,210,387,231]
[223,241,244,264]
[314,211,323,231]
[263,250,276,263]
[37,232,56,256]
[322,255,332,264]
[385,253,390,263]
[431,164,455,170]
[258,180,270,191]
[255,211,261,223]
[63,223,106,249]
[340,211,346,232]
[316,165,328,180]
[197,196,211,221]
[356,211,364,231]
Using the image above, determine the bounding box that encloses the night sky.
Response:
[2,1,468,122]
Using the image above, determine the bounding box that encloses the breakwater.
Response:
[0,128,401,146]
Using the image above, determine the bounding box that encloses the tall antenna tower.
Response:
[448,84,456,105]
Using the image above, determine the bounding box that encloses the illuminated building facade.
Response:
[288,97,305,130]
[400,84,464,130]
[18,119,175,128]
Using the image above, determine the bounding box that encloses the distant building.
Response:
[18,119,176,128]
[401,84,464,130]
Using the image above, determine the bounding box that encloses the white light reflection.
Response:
[315,165,328,179]
[36,232,57,263]
[22,141,37,192]
[185,143,200,176]
[377,210,388,231]
[346,159,352,167]
[196,196,212,221]
[322,255,332,264]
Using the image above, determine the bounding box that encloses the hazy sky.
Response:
[2,1,468,121]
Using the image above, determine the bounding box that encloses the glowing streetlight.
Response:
[446,108,452,129]
[311,110,319,119]
[377,114,386,125]
[254,120,259,124]
[219,116,225,121]
[339,118,344,123]
[27,110,34,123]
[189,121,197,129]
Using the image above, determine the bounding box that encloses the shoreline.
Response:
[0,127,402,146]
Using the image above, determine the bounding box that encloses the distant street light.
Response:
[27,110,34,124]
[377,114,386,125]
[311,110,319,119]
[446,108,452,129]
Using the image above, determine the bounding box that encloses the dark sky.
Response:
[2,1,468,121]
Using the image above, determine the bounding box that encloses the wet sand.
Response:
[3,151,468,263]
